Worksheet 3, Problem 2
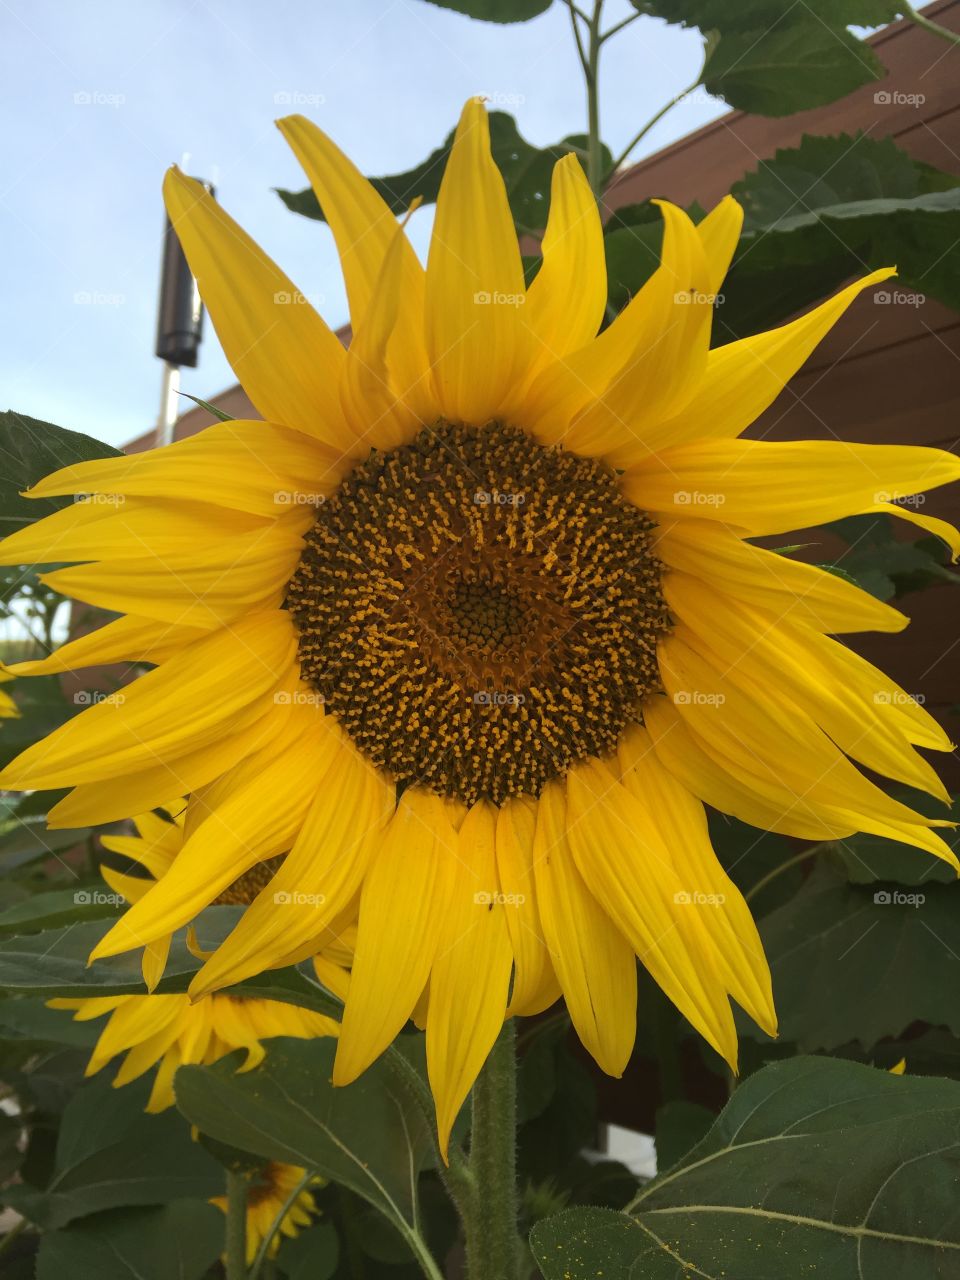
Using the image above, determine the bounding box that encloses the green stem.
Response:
[586,1,605,198]
[603,79,700,185]
[744,841,833,905]
[464,1022,520,1280]
[903,1,960,47]
[225,1170,249,1280]
[248,1170,314,1280]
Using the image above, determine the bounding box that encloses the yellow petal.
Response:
[339,221,422,450]
[495,798,559,1017]
[190,732,392,996]
[24,420,348,518]
[40,520,307,630]
[90,703,339,959]
[697,195,743,295]
[654,519,907,635]
[565,761,740,1068]
[618,725,776,1037]
[535,201,712,459]
[6,613,205,678]
[334,789,456,1085]
[426,800,513,1159]
[48,694,292,827]
[277,113,423,333]
[623,439,960,554]
[163,168,353,450]
[665,571,950,803]
[522,155,605,362]
[425,98,528,424]
[0,611,296,792]
[611,267,895,462]
[659,632,957,862]
[532,781,636,1076]
[644,693,855,843]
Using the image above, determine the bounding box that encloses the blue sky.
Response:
[1,0,725,448]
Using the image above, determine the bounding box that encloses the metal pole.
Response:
[155,361,182,447]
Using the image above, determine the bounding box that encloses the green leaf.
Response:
[703,23,883,117]
[532,1056,960,1279]
[721,134,960,336]
[0,996,101,1049]
[0,410,121,534]
[420,0,551,18]
[34,1200,224,1280]
[756,862,960,1052]
[822,513,960,601]
[0,885,120,934]
[174,1037,435,1230]
[631,0,902,27]
[278,112,607,235]
[175,392,235,421]
[5,1075,221,1227]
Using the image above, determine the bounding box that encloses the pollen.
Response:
[286,422,669,806]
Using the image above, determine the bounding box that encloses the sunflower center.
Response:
[286,422,668,806]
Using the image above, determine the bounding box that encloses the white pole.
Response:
[155,361,181,447]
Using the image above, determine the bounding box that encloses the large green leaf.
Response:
[174,1037,436,1232]
[278,112,607,235]
[702,22,884,117]
[34,1200,224,1280]
[755,862,960,1052]
[720,134,960,335]
[3,1075,221,1227]
[821,513,960,602]
[420,0,551,18]
[0,885,120,934]
[531,1056,960,1279]
[0,409,121,534]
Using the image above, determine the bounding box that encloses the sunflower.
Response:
[211,1162,320,1265]
[3,98,959,1156]
[50,991,338,1112]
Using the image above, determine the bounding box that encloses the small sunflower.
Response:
[4,98,959,1155]
[50,992,338,1112]
[211,1162,320,1264]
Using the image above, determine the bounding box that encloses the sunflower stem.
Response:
[465,1021,521,1280]
[225,1170,249,1280]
